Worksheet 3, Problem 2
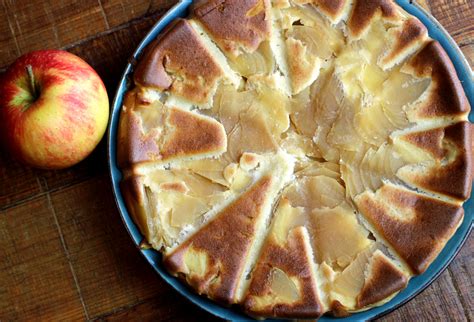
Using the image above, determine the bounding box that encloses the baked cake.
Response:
[117,0,472,318]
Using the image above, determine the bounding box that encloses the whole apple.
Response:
[0,50,109,169]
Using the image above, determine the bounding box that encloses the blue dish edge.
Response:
[107,1,474,321]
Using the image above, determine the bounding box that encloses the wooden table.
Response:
[0,1,472,321]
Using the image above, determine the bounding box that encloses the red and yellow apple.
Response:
[0,50,109,169]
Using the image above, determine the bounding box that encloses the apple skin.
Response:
[0,50,109,169]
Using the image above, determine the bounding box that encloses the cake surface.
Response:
[117,0,471,318]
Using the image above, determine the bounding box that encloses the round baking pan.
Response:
[108,1,474,320]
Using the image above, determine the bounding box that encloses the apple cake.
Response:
[117,0,472,318]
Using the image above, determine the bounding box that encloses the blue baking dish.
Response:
[108,1,474,320]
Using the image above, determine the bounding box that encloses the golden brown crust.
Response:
[117,92,227,168]
[117,91,136,169]
[311,0,348,22]
[163,176,273,304]
[243,227,324,319]
[348,0,398,38]
[397,122,472,201]
[329,301,351,317]
[356,251,408,308]
[285,36,319,94]
[355,183,464,274]
[117,90,160,169]
[161,107,227,160]
[400,127,447,160]
[117,113,155,168]
[406,41,470,119]
[120,175,150,239]
[192,0,271,56]
[382,17,427,66]
[133,19,224,104]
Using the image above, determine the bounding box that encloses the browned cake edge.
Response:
[356,250,408,308]
[133,18,224,104]
[117,88,227,169]
[243,227,324,319]
[355,183,465,275]
[348,0,398,38]
[192,0,271,56]
[406,40,471,119]
[397,121,472,201]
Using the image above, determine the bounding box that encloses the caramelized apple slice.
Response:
[341,144,405,198]
[230,41,275,77]
[340,149,366,199]
[181,157,231,187]
[226,111,278,161]
[211,84,254,132]
[311,203,371,269]
[330,246,374,308]
[285,176,346,209]
[296,161,341,180]
[290,69,343,162]
[287,26,335,60]
[256,84,291,135]
[359,20,392,61]
[381,68,430,118]
[280,128,322,160]
[270,268,300,302]
[277,5,343,94]
[282,6,344,52]
[290,87,317,138]
[213,84,290,160]
[374,144,406,182]
[327,99,364,152]
[355,103,398,146]
[271,198,307,245]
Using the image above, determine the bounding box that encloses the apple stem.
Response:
[26,65,39,101]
